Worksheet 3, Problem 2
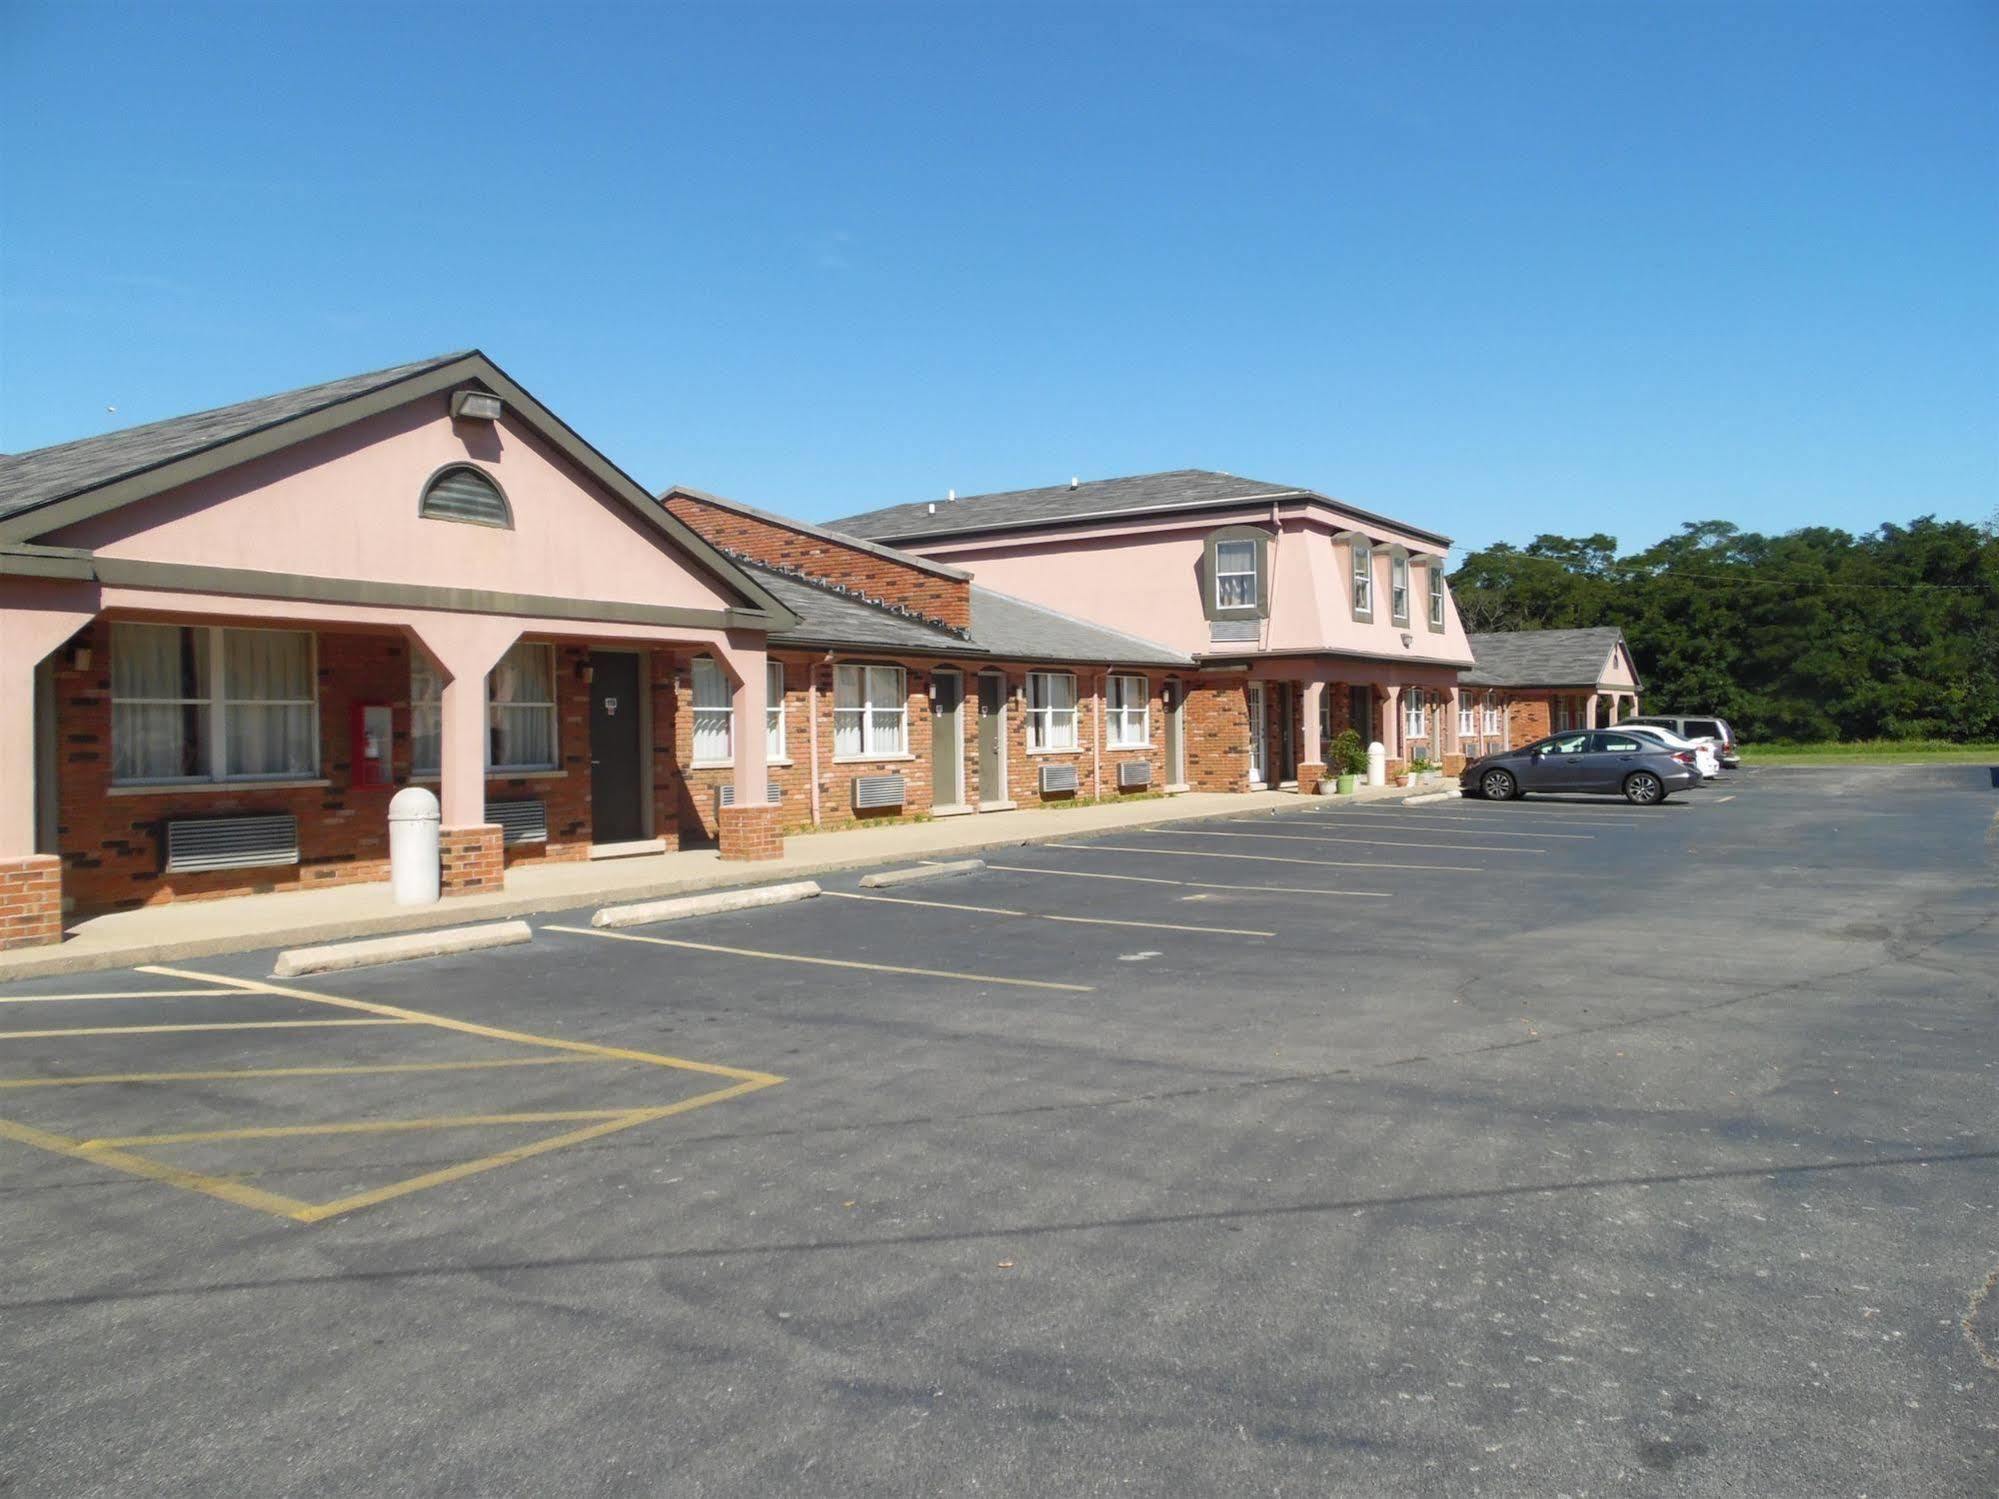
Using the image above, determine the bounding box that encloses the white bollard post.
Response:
[388,785,441,906]
[1366,740,1387,788]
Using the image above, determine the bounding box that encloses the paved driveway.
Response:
[2,766,1994,1496]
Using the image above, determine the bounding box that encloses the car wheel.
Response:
[1624,771,1664,805]
[1480,768,1518,801]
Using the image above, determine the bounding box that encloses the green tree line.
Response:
[1449,516,1999,742]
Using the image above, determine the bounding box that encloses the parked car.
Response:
[1618,722,1719,778]
[1625,714,1740,768]
[1461,730,1702,805]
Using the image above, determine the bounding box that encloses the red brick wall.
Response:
[53,620,596,914]
[0,855,63,951]
[1508,692,1553,746]
[664,494,972,631]
[1182,676,1254,792]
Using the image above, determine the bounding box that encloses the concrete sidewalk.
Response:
[0,781,1443,980]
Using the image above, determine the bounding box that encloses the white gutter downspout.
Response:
[1093,672,1104,800]
[808,652,830,827]
[1263,500,1281,653]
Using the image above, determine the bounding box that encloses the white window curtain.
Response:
[1484,693,1503,735]
[1351,544,1373,616]
[1214,539,1258,609]
[1458,696,1477,737]
[410,650,444,777]
[691,656,732,764]
[111,623,211,782]
[833,664,906,757]
[489,642,557,771]
[765,660,786,759]
[112,623,317,784]
[1404,687,1426,740]
[1106,674,1148,748]
[1428,565,1445,627]
[1390,555,1410,622]
[1028,671,1079,751]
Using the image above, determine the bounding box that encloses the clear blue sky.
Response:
[3,1,1992,552]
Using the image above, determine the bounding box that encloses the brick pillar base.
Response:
[0,854,64,951]
[440,824,504,896]
[1295,761,1328,795]
[717,804,784,862]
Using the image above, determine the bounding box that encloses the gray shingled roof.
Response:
[966,587,1191,667]
[0,353,472,525]
[754,566,978,654]
[1463,627,1631,688]
[831,469,1302,541]
[829,467,1452,549]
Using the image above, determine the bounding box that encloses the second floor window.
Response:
[1351,542,1373,617]
[1390,554,1410,623]
[1428,564,1445,627]
[1106,674,1148,748]
[1028,670,1079,751]
[1214,539,1258,609]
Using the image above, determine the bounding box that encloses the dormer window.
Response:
[1428,561,1445,629]
[1390,553,1410,624]
[1351,540,1374,619]
[1215,539,1259,609]
[419,464,511,528]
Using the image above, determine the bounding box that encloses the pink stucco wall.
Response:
[48,396,741,615]
[906,503,1475,666]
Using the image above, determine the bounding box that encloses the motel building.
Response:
[0,353,1502,953]
[1460,627,1645,751]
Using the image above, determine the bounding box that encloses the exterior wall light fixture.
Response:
[451,390,505,422]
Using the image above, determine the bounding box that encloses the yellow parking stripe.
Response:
[139,967,784,1085]
[980,863,1396,898]
[0,1114,312,1220]
[1059,843,1483,874]
[0,988,244,1005]
[821,888,1275,937]
[1155,828,1542,855]
[0,1056,600,1090]
[84,1108,645,1149]
[0,1018,411,1041]
[541,925,1094,992]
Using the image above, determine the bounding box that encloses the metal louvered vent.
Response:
[1209,618,1259,644]
[1039,763,1079,794]
[851,774,906,810]
[488,800,548,846]
[1117,760,1152,788]
[420,466,511,527]
[164,814,299,874]
[715,782,783,811]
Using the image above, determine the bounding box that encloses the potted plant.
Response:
[1331,728,1365,794]
[1406,753,1435,786]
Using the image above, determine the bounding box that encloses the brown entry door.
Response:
[589,651,644,844]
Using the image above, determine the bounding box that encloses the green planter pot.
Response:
[1336,773,1359,795]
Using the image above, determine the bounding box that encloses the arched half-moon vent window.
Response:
[420,465,512,528]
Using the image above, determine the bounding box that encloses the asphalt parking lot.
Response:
[2,766,1994,1497]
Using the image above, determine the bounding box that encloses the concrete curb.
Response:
[1400,791,1457,805]
[272,920,533,978]
[592,881,821,929]
[859,859,987,889]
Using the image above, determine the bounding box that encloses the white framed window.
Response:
[765,660,785,759]
[112,622,318,785]
[410,642,560,776]
[1483,692,1502,735]
[1106,674,1149,748]
[1351,541,1373,617]
[1027,671,1079,751]
[1428,564,1445,627]
[691,656,732,765]
[1458,696,1477,737]
[1403,687,1427,740]
[488,642,557,772]
[834,663,907,757]
[1390,554,1410,623]
[1215,539,1258,610]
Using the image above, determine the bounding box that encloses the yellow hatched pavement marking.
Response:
[0,989,244,1004]
[980,862,1394,899]
[820,888,1275,938]
[0,1056,599,1090]
[0,966,785,1225]
[544,925,1095,992]
[0,1019,412,1041]
[1056,843,1483,874]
